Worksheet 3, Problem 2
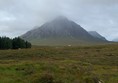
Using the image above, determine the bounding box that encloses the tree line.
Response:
[0,37,31,49]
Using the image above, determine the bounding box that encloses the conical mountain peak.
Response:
[52,16,69,23]
[21,17,108,46]
[55,16,68,20]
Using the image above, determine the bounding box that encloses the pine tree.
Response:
[12,37,31,49]
[25,41,31,48]
[0,36,31,49]
[0,37,12,49]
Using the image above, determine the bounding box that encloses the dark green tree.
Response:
[0,36,31,49]
[0,37,12,49]
[12,37,31,49]
[25,41,31,48]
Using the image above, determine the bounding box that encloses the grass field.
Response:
[0,44,118,83]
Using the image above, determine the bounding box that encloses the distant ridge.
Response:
[88,31,107,41]
[21,16,108,46]
[112,38,118,42]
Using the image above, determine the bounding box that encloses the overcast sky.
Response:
[0,0,118,40]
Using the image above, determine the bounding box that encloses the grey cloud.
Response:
[0,0,118,40]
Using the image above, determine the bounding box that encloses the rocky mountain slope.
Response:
[21,17,108,46]
[88,31,107,41]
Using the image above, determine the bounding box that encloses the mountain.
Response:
[112,38,118,42]
[21,16,108,46]
[88,31,107,41]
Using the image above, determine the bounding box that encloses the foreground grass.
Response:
[0,44,118,83]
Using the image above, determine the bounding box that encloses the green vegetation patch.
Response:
[0,44,118,83]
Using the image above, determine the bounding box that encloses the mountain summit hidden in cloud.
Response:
[21,16,108,46]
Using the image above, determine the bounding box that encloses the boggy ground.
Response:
[0,44,118,83]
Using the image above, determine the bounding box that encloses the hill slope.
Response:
[88,31,107,41]
[21,17,108,46]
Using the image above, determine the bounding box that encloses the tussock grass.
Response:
[0,44,118,83]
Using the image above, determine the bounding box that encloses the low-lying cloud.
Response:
[0,0,118,40]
